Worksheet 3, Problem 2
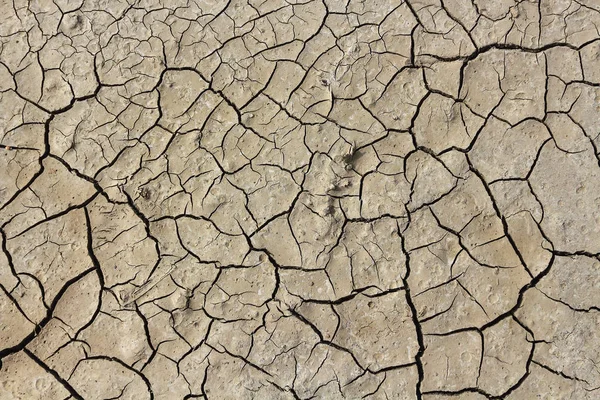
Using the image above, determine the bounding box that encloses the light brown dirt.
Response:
[1,0,600,399]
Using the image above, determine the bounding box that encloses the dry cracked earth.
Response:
[2,0,600,399]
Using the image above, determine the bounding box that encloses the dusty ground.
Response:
[1,0,600,399]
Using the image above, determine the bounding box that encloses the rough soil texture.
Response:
[1,0,600,399]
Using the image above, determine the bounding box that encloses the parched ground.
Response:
[1,0,600,399]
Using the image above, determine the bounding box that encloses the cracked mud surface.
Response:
[1,0,600,399]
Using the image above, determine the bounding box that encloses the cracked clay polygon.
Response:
[1,0,600,399]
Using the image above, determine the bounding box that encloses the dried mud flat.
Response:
[1,0,600,399]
